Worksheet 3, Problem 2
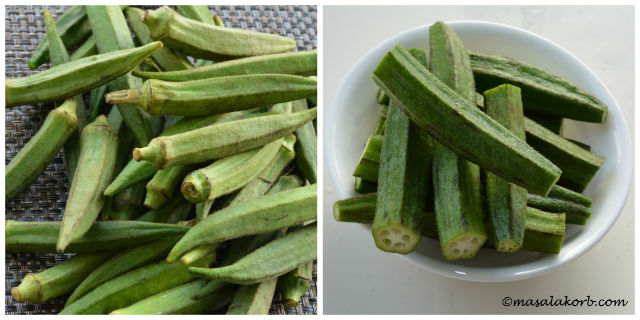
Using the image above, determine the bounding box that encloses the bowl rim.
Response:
[324,20,633,282]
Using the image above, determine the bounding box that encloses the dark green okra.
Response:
[373,44,561,196]
[428,22,485,260]
[137,195,193,223]
[526,110,563,135]
[276,261,313,308]
[6,98,78,200]
[108,182,146,221]
[548,184,592,207]
[352,134,383,183]
[110,279,235,315]
[526,193,591,225]
[43,9,88,182]
[469,50,609,123]
[189,223,317,284]
[28,6,91,69]
[60,254,214,314]
[69,35,98,61]
[6,220,188,253]
[125,7,193,71]
[89,84,109,121]
[524,117,605,192]
[374,104,388,135]
[142,6,296,60]
[133,51,318,81]
[133,108,317,170]
[6,42,162,107]
[167,184,317,262]
[483,84,527,252]
[145,165,194,210]
[66,236,180,306]
[227,279,278,314]
[376,87,389,105]
[86,5,155,147]
[181,137,288,203]
[354,177,377,194]
[292,99,317,183]
[11,252,113,304]
[105,74,317,116]
[58,116,118,253]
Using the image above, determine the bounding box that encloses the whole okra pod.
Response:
[292,99,317,183]
[144,165,195,210]
[57,115,118,253]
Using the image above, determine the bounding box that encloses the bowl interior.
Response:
[325,21,632,281]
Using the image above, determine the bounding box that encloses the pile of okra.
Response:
[6,5,317,314]
[334,22,605,260]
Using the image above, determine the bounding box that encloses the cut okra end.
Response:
[495,239,522,253]
[441,232,487,260]
[181,173,211,203]
[372,224,421,254]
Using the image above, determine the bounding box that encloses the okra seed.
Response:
[381,230,389,237]
[383,239,391,247]
[402,235,410,242]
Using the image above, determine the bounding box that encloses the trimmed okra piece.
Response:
[352,134,383,183]
[526,110,564,135]
[526,193,591,225]
[354,177,377,194]
[548,184,592,208]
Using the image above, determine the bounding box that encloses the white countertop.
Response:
[322,5,634,314]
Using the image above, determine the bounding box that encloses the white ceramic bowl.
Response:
[325,21,632,282]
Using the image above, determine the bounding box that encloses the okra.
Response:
[228,135,297,206]
[6,98,78,200]
[167,184,316,262]
[108,182,146,221]
[352,134,383,183]
[195,200,214,222]
[66,236,180,306]
[548,184,592,208]
[566,139,591,151]
[142,6,297,60]
[145,165,194,209]
[526,111,563,135]
[89,84,109,121]
[376,88,389,105]
[11,252,113,304]
[525,117,605,192]
[276,261,313,308]
[57,116,118,253]
[69,35,98,61]
[105,74,317,116]
[526,194,590,225]
[110,279,235,315]
[176,5,216,68]
[469,50,609,123]
[133,108,317,170]
[133,51,318,81]
[137,195,193,223]
[180,243,221,265]
[354,177,377,194]
[189,224,317,284]
[483,84,527,252]
[373,44,561,196]
[291,99,317,183]
[227,279,278,314]
[181,137,287,203]
[86,5,155,146]
[374,104,388,135]
[6,42,162,107]
[269,175,304,194]
[28,6,91,69]
[125,7,193,71]
[428,23,486,260]
[60,254,214,314]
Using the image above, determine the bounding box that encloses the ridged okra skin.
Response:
[352,134,383,183]
[142,6,296,60]
[125,7,193,72]
[133,108,317,170]
[144,165,194,209]
[11,252,113,304]
[354,176,377,194]
[167,184,317,262]
[176,5,215,25]
[526,111,563,135]
[133,50,318,81]
[57,116,119,253]
[105,74,317,116]
[6,42,162,107]
[372,44,561,196]
[6,99,78,200]
[189,224,317,285]
[469,50,608,123]
[526,193,590,225]
[483,84,528,252]
[429,22,486,260]
[292,99,318,183]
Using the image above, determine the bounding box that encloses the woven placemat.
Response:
[5,5,317,315]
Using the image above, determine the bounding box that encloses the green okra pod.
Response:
[181,137,288,203]
[11,252,113,304]
[66,236,180,306]
[227,279,277,314]
[133,108,317,170]
[105,74,317,116]
[376,87,389,105]
[7,41,162,108]
[354,177,377,194]
[69,35,98,61]
[145,165,195,209]
[195,200,215,222]
[110,279,235,315]
[373,44,561,196]
[133,50,318,81]
[526,111,563,135]
[125,7,193,71]
[60,254,214,314]
[189,223,317,285]
[89,84,109,121]
[374,104,388,135]
[142,6,296,60]
[58,115,118,253]
[176,5,216,68]
[28,6,91,69]
[547,184,592,208]
[167,184,317,262]
[108,182,146,221]
[136,195,193,223]
[180,243,221,265]
[6,98,78,200]
[6,220,188,253]
[526,193,591,225]
[86,5,156,147]
[292,99,317,183]
[276,261,313,308]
